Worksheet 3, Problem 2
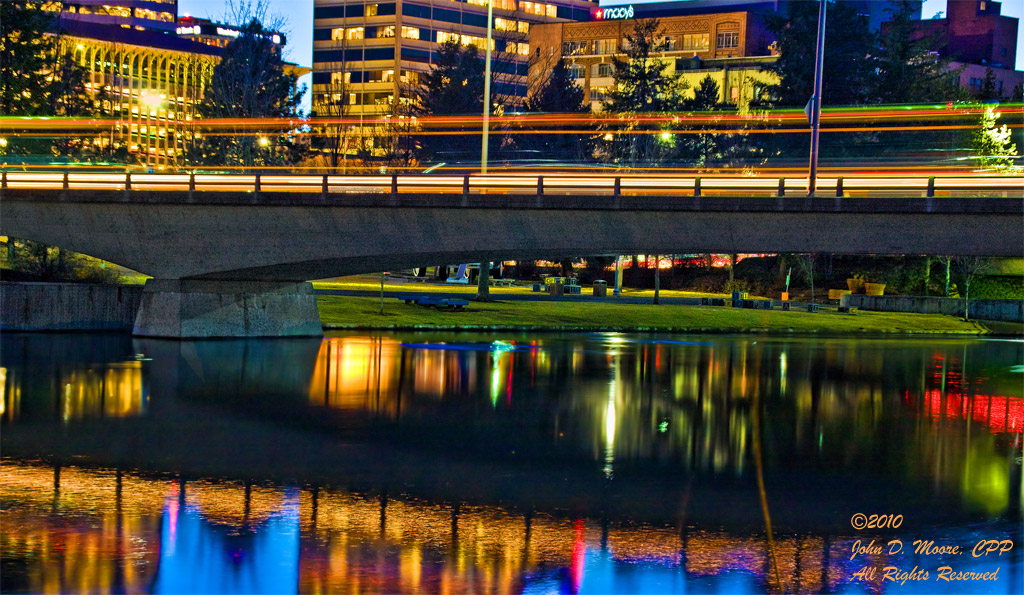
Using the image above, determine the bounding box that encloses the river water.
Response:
[1,331,1021,594]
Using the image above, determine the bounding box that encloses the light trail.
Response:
[2,171,1020,197]
[2,104,1019,132]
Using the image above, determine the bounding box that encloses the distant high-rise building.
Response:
[311,0,597,159]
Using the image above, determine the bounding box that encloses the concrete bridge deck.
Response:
[2,176,1021,338]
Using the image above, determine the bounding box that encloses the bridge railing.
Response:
[2,171,1021,198]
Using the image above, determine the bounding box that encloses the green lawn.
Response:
[318,295,1009,335]
[313,277,729,299]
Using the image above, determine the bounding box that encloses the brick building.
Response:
[528,11,777,111]
[909,0,1022,97]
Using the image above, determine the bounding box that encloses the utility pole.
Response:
[481,0,493,175]
[476,0,495,302]
[807,0,827,196]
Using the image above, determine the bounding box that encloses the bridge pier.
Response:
[132,279,322,339]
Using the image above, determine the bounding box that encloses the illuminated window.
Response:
[546,4,556,17]
[347,27,365,40]
[378,25,395,38]
[332,27,345,41]
[562,40,587,56]
[495,17,517,32]
[716,32,738,49]
[331,71,350,85]
[400,70,419,84]
[682,33,709,51]
[594,38,615,54]
[401,26,420,39]
[730,86,739,102]
[506,41,529,56]
[518,21,529,34]
[366,3,378,16]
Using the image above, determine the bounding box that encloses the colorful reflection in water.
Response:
[1,332,1022,593]
[3,461,1019,594]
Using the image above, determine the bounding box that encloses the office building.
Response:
[311,0,597,156]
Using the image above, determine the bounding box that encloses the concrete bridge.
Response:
[2,172,1021,337]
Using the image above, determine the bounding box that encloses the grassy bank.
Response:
[313,278,725,299]
[317,295,1012,334]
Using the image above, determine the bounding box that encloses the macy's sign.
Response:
[595,5,634,19]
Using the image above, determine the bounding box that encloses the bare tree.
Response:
[312,57,353,173]
[953,257,990,320]
[796,253,816,304]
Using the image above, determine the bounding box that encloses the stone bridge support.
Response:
[133,279,322,338]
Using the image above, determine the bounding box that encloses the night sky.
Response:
[175,0,1024,113]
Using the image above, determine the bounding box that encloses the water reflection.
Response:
[1,334,146,423]
[2,331,1022,593]
[2,461,1020,594]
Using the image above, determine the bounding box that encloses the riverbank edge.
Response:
[322,321,1010,335]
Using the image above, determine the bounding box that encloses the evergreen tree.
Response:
[972,105,1019,169]
[415,40,487,160]
[0,0,55,115]
[874,0,961,103]
[683,75,724,167]
[603,19,687,168]
[418,41,486,115]
[1,1,131,164]
[761,1,875,107]
[523,58,590,163]
[417,40,486,116]
[977,68,1001,100]
[604,19,685,113]
[526,59,586,113]
[188,19,306,169]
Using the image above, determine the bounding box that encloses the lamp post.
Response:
[807,0,826,196]
[481,0,494,174]
[476,0,495,301]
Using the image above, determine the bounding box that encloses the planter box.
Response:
[865,283,886,296]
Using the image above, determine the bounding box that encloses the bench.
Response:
[490,278,515,287]
[398,295,470,310]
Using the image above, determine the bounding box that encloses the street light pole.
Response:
[476,0,495,301]
[807,0,826,196]
[481,0,494,174]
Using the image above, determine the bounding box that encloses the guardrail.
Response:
[2,171,1022,198]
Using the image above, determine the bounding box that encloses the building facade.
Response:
[908,0,1022,98]
[311,0,597,155]
[58,21,219,167]
[51,15,303,168]
[529,12,777,111]
[46,0,178,33]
